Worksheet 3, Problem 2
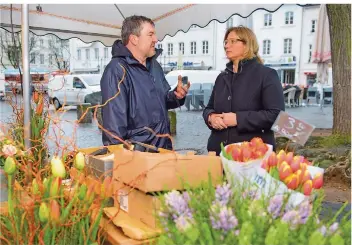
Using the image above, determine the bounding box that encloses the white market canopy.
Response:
[1,4,292,46]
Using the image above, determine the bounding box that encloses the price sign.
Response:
[271,111,315,146]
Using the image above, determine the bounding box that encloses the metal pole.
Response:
[21,4,31,149]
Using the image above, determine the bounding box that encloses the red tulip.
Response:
[290,157,301,172]
[268,152,278,167]
[242,147,252,162]
[284,174,299,190]
[279,161,292,180]
[301,170,311,184]
[256,144,268,156]
[277,151,286,166]
[50,200,60,224]
[261,158,270,171]
[36,101,44,115]
[241,141,250,148]
[250,137,264,147]
[303,180,313,196]
[312,173,324,189]
[231,147,242,162]
[285,152,294,164]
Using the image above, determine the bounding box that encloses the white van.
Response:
[48,74,101,110]
[0,73,5,100]
[165,70,221,90]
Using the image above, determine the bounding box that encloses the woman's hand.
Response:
[209,114,227,130]
[222,112,237,127]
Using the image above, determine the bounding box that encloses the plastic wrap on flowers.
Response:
[251,152,325,207]
[220,138,273,185]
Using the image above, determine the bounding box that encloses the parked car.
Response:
[48,74,101,110]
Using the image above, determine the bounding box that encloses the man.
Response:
[100,15,189,150]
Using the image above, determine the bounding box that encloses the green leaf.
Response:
[265,226,278,245]
[308,231,326,245]
[185,227,200,243]
[329,234,345,245]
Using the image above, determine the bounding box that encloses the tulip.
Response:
[290,157,301,173]
[78,184,87,201]
[284,174,299,190]
[250,137,264,147]
[50,200,61,224]
[277,152,286,166]
[32,91,39,104]
[296,170,302,185]
[2,144,17,157]
[242,147,252,162]
[39,202,50,223]
[232,147,242,162]
[36,102,44,115]
[4,157,16,175]
[74,152,85,171]
[51,156,66,178]
[279,162,293,180]
[302,180,313,196]
[285,152,294,164]
[242,141,250,148]
[301,170,311,184]
[32,178,40,195]
[268,152,278,167]
[312,173,324,189]
[50,177,62,198]
[261,158,270,171]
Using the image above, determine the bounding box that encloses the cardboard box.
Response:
[113,180,162,229]
[92,209,154,245]
[113,148,223,193]
[79,145,123,178]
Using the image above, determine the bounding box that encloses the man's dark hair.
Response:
[121,15,155,45]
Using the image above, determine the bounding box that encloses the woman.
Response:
[203,26,285,155]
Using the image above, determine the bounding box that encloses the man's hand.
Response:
[174,75,190,99]
[222,112,237,127]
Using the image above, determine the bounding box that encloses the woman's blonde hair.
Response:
[224,26,263,64]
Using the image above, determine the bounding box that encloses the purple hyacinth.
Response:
[329,222,339,233]
[298,200,312,224]
[210,204,238,232]
[175,215,193,232]
[214,183,232,205]
[164,190,192,219]
[318,225,327,236]
[267,195,284,219]
[318,222,339,236]
[242,189,260,200]
[281,210,301,229]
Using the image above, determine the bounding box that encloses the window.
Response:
[95,48,99,59]
[263,40,271,55]
[73,78,85,89]
[40,54,44,64]
[157,43,162,49]
[226,18,233,29]
[85,49,90,60]
[264,14,272,27]
[30,53,36,64]
[40,39,44,46]
[285,11,294,25]
[284,38,292,54]
[202,41,209,54]
[179,42,184,55]
[77,50,81,60]
[167,43,173,55]
[49,54,53,65]
[308,44,312,62]
[191,42,197,55]
[311,20,316,33]
[104,48,108,59]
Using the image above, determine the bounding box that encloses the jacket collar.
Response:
[225,57,258,74]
